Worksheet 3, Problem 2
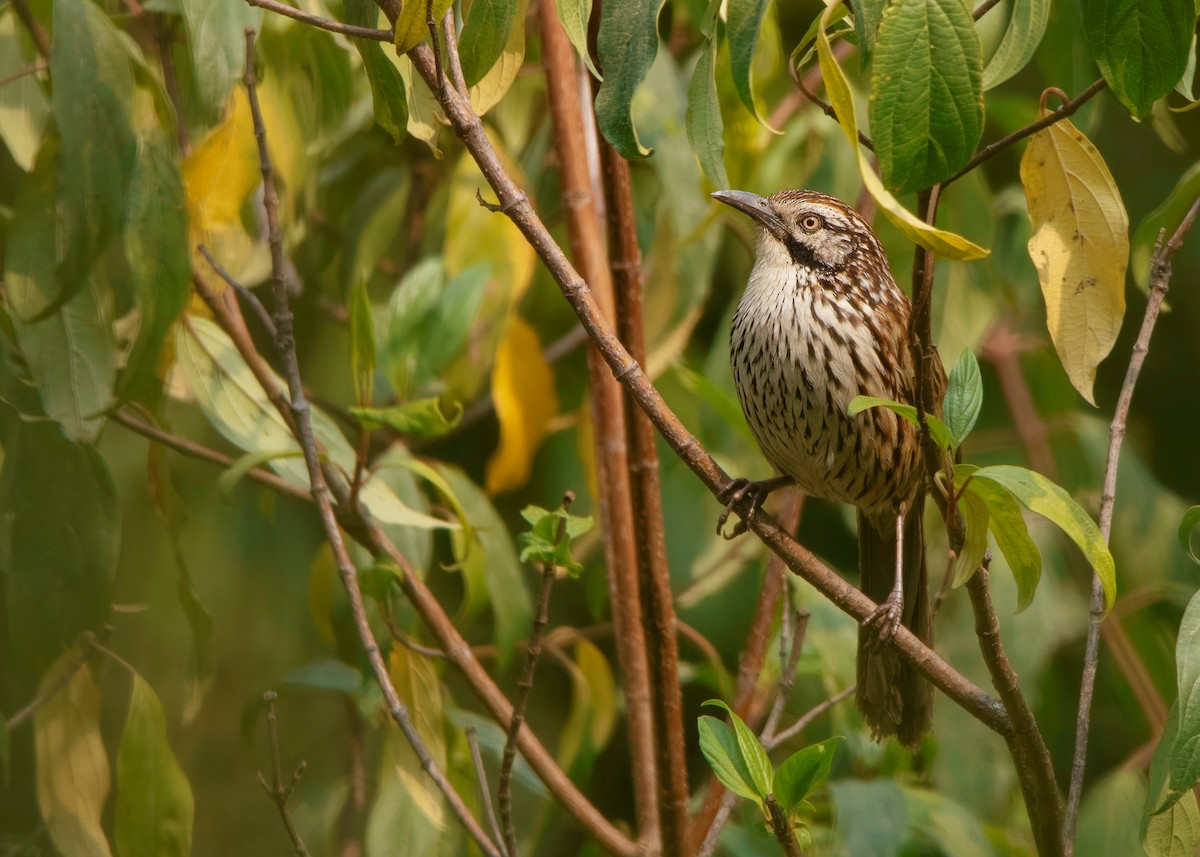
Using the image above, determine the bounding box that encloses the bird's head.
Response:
[712,189,882,272]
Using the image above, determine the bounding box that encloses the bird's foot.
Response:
[863,589,904,647]
[717,476,792,540]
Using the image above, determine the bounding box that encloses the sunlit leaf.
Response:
[1131,160,1200,288]
[971,465,1116,613]
[486,316,559,494]
[346,0,408,143]
[468,0,529,115]
[870,0,983,193]
[942,349,983,448]
[459,0,520,87]
[982,0,1051,89]
[1081,0,1194,118]
[1180,506,1200,564]
[727,0,772,127]
[594,0,661,158]
[352,398,463,437]
[700,700,772,804]
[1021,110,1128,404]
[35,660,113,857]
[774,737,843,814]
[848,395,954,451]
[686,35,728,189]
[815,11,988,260]
[0,12,50,172]
[394,0,454,53]
[114,676,194,857]
[0,422,117,678]
[554,0,602,78]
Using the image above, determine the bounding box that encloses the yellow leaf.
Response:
[486,316,558,494]
[35,659,113,857]
[1021,109,1128,405]
[815,8,989,261]
[394,0,454,53]
[469,0,529,115]
[182,89,258,234]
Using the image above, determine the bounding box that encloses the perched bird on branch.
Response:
[713,188,944,748]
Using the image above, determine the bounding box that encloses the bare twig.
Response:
[238,30,501,857]
[498,492,574,856]
[760,608,811,742]
[766,795,803,857]
[765,686,857,751]
[11,0,50,60]
[198,244,277,337]
[441,10,468,98]
[533,8,661,848]
[1063,194,1200,854]
[257,692,312,857]
[0,62,47,90]
[971,0,1004,20]
[945,79,1108,186]
[245,0,392,40]
[467,728,508,857]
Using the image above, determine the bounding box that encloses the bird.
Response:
[712,188,944,748]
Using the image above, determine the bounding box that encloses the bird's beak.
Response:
[712,190,788,242]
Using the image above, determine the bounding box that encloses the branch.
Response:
[256,691,312,857]
[945,78,1108,186]
[237,30,501,857]
[0,61,47,90]
[765,795,803,857]
[1063,193,1200,854]
[11,0,50,60]
[245,0,391,40]
[533,8,662,848]
[498,492,573,857]
[4,635,93,731]
[467,728,508,857]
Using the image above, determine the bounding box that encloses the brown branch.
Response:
[595,56,690,857]
[198,244,277,337]
[765,795,803,857]
[11,0,50,60]
[238,30,501,857]
[0,61,47,89]
[945,78,1108,186]
[1063,193,1200,854]
[764,686,856,751]
[256,691,312,857]
[534,7,662,848]
[246,0,392,40]
[404,40,1007,734]
[467,728,508,857]
[971,0,1004,20]
[498,492,574,857]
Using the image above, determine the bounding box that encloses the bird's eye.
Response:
[799,215,822,232]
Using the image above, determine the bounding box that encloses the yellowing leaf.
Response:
[469,0,530,115]
[486,316,558,494]
[1021,109,1128,405]
[182,90,257,233]
[35,660,113,857]
[815,7,989,261]
[394,0,454,53]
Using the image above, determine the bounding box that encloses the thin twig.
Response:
[257,692,312,857]
[1063,194,1200,855]
[4,635,93,731]
[467,728,509,857]
[199,244,277,337]
[239,30,501,857]
[11,0,50,59]
[245,0,392,40]
[971,0,1004,20]
[441,9,468,98]
[945,79,1108,186]
[760,608,811,742]
[765,686,857,751]
[499,491,575,857]
[0,61,47,89]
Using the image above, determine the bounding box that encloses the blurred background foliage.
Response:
[0,0,1199,854]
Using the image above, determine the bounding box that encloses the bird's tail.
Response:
[855,501,933,749]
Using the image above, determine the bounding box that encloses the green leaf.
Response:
[982,0,1051,89]
[1170,588,1200,795]
[555,0,602,78]
[516,503,595,576]
[1,422,118,679]
[686,35,728,189]
[594,0,661,158]
[869,0,983,193]
[848,395,954,451]
[6,148,116,442]
[179,0,260,110]
[120,138,191,401]
[1146,701,1187,816]
[1081,0,1194,118]
[1143,708,1200,857]
[35,660,112,857]
[459,0,520,87]
[701,700,772,803]
[848,0,887,58]
[698,717,766,807]
[1180,506,1200,564]
[114,677,194,857]
[815,10,989,260]
[1132,161,1200,289]
[971,465,1116,613]
[1075,769,1145,857]
[351,398,463,438]
[727,0,771,125]
[281,659,364,694]
[942,349,983,448]
[393,0,454,53]
[349,279,377,407]
[346,0,408,143]
[953,486,990,588]
[773,737,843,814]
[960,470,1043,611]
[217,449,304,495]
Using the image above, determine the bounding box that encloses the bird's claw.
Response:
[863,591,904,648]
[717,477,785,539]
